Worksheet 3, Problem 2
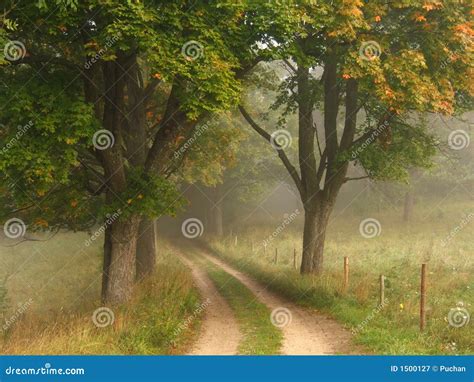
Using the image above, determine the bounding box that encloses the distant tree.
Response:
[239,0,473,274]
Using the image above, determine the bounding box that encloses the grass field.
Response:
[0,233,201,354]
[209,200,473,355]
[0,198,471,355]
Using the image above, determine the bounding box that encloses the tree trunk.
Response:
[311,205,331,273]
[101,225,112,302]
[301,207,318,274]
[403,190,414,222]
[300,200,331,275]
[135,218,157,281]
[102,217,140,304]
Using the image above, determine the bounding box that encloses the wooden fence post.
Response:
[379,275,385,305]
[420,263,427,331]
[343,256,349,291]
[293,247,297,269]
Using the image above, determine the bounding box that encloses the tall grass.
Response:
[209,201,473,355]
[0,233,201,354]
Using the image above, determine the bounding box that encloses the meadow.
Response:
[0,197,471,355]
[209,199,473,355]
[0,233,201,354]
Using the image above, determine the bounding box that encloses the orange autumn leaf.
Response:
[415,15,427,22]
[35,219,49,227]
[375,15,381,22]
[342,73,351,79]
[454,23,474,36]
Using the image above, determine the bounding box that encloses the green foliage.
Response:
[1,0,247,231]
[177,113,246,187]
[109,170,185,220]
[350,119,438,182]
[246,0,473,182]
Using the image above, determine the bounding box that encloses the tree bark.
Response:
[311,203,331,273]
[301,207,318,274]
[301,197,332,274]
[103,217,141,304]
[101,224,112,302]
[136,218,157,281]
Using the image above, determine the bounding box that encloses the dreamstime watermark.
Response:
[3,40,26,61]
[181,218,204,239]
[174,121,211,160]
[2,298,33,332]
[359,41,382,61]
[3,218,27,239]
[262,209,300,248]
[448,129,470,151]
[181,40,204,61]
[440,212,473,248]
[352,298,389,335]
[5,364,85,376]
[84,34,121,69]
[92,307,115,328]
[350,120,390,159]
[84,210,122,247]
[171,298,211,344]
[270,129,292,150]
[270,307,292,328]
[447,304,470,328]
[359,218,381,239]
[92,129,115,150]
[1,121,34,154]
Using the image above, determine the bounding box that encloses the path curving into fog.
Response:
[177,254,242,355]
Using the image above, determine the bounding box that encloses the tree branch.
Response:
[238,105,304,198]
[344,175,370,183]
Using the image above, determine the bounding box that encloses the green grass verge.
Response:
[193,255,283,355]
[206,234,473,355]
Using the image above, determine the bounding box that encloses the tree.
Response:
[0,0,243,303]
[239,0,473,274]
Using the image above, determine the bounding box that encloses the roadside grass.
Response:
[208,201,473,355]
[0,232,202,354]
[190,253,283,355]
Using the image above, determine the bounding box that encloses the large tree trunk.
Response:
[136,218,157,281]
[311,204,331,273]
[300,198,332,274]
[301,207,318,274]
[103,217,141,304]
